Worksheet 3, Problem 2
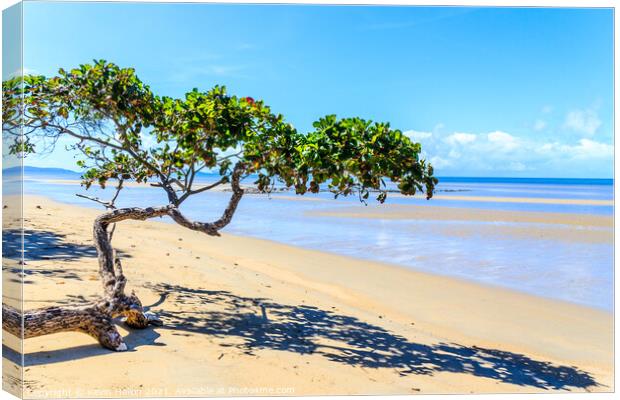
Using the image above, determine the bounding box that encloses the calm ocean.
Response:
[18,170,614,311]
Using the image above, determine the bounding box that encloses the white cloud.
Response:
[406,126,612,177]
[487,131,520,152]
[535,142,557,155]
[564,108,602,136]
[429,156,453,169]
[570,138,614,159]
[403,130,432,142]
[533,139,613,160]
[444,132,476,146]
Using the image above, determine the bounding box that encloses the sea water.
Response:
[21,173,614,311]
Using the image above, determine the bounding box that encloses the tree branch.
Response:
[46,119,178,204]
[76,194,114,208]
[176,178,226,205]
[170,163,246,233]
[216,150,243,163]
[46,123,126,152]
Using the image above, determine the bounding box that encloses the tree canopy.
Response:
[2,60,438,351]
[3,60,437,206]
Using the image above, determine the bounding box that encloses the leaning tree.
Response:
[2,61,436,351]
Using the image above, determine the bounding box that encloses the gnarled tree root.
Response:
[2,294,157,351]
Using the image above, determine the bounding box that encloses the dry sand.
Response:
[2,195,613,397]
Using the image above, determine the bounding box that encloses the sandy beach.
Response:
[2,195,613,397]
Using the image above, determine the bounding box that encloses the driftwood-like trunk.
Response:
[2,207,170,350]
[3,303,126,350]
[2,169,244,351]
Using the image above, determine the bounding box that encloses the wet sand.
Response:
[309,203,613,227]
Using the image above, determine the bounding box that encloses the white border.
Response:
[0,1,616,400]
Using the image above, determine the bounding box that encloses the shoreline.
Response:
[29,178,614,207]
[8,194,614,311]
[18,191,615,307]
[2,195,613,395]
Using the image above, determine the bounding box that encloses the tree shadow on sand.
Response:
[3,229,100,261]
[5,282,600,392]
[2,229,129,283]
[143,283,599,391]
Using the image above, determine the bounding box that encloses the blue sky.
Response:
[19,2,614,178]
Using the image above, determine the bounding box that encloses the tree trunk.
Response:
[1,206,172,351]
[2,170,244,351]
[3,303,126,350]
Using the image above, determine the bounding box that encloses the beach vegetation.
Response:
[2,60,436,350]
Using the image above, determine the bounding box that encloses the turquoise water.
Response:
[21,175,614,311]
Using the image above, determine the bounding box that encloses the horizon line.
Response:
[6,165,615,182]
